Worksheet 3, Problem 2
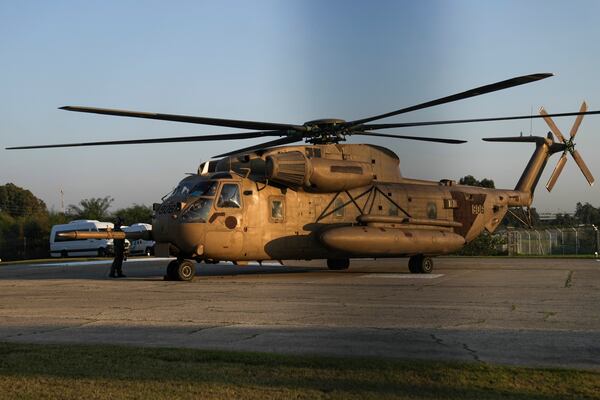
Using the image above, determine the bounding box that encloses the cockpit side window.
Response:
[217,184,241,208]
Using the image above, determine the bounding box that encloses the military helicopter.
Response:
[7,73,597,280]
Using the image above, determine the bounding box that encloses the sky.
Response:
[1,0,600,213]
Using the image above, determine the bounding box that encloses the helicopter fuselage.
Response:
[151,143,526,262]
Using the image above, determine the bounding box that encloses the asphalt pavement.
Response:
[0,256,599,369]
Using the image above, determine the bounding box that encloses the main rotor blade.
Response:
[483,136,546,143]
[569,101,587,139]
[571,149,595,186]
[214,135,303,158]
[357,110,600,130]
[545,153,568,192]
[6,130,286,150]
[540,107,566,143]
[60,106,307,132]
[347,73,553,126]
[354,131,466,144]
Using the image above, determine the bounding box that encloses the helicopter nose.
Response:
[153,213,207,257]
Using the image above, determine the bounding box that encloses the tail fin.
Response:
[483,135,561,205]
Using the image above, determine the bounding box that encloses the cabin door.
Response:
[204,182,244,259]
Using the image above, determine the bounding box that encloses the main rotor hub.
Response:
[303,118,347,144]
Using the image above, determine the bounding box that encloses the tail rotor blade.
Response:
[569,101,587,139]
[545,153,568,192]
[540,107,566,143]
[571,149,595,186]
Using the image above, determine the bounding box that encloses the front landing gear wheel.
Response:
[408,255,433,274]
[327,259,350,270]
[176,260,195,281]
[165,259,195,281]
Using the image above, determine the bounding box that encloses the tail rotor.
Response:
[540,101,595,191]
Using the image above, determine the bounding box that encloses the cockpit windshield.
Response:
[190,181,218,197]
[181,198,214,223]
[170,177,218,199]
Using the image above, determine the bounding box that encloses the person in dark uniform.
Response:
[109,217,126,278]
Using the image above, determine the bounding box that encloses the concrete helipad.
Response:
[0,257,598,369]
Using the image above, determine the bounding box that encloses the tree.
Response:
[574,202,600,226]
[458,175,495,189]
[0,183,48,218]
[113,204,153,225]
[67,196,114,221]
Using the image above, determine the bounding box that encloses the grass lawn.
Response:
[0,342,598,399]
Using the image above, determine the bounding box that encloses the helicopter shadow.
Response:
[0,259,325,281]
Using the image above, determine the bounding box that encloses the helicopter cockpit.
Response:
[159,173,242,224]
[167,176,217,200]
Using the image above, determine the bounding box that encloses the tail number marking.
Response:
[471,204,485,215]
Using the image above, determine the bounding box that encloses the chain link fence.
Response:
[506,226,600,256]
[0,236,49,261]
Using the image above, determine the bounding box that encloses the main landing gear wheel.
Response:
[327,259,350,270]
[165,259,196,281]
[408,255,433,274]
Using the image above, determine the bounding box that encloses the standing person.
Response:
[109,217,126,278]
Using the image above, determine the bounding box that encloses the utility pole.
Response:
[60,188,65,214]
[593,225,599,259]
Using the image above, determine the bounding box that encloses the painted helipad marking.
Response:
[362,273,444,279]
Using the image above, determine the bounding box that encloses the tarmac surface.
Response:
[0,257,599,369]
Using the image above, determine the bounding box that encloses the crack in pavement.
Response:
[239,333,261,342]
[187,325,222,335]
[564,271,574,288]
[430,333,446,346]
[462,343,482,363]
[1,319,99,340]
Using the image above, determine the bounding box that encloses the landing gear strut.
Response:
[165,259,196,281]
[408,254,433,274]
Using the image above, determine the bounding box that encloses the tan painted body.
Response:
[146,137,559,262]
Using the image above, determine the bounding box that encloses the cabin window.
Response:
[217,184,241,208]
[427,202,437,219]
[333,198,345,218]
[270,197,285,222]
[305,148,321,158]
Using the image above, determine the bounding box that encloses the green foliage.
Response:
[502,207,541,228]
[0,183,160,260]
[67,196,114,221]
[575,202,600,226]
[0,183,48,218]
[113,204,153,225]
[459,175,495,189]
[459,231,507,256]
[0,184,51,260]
